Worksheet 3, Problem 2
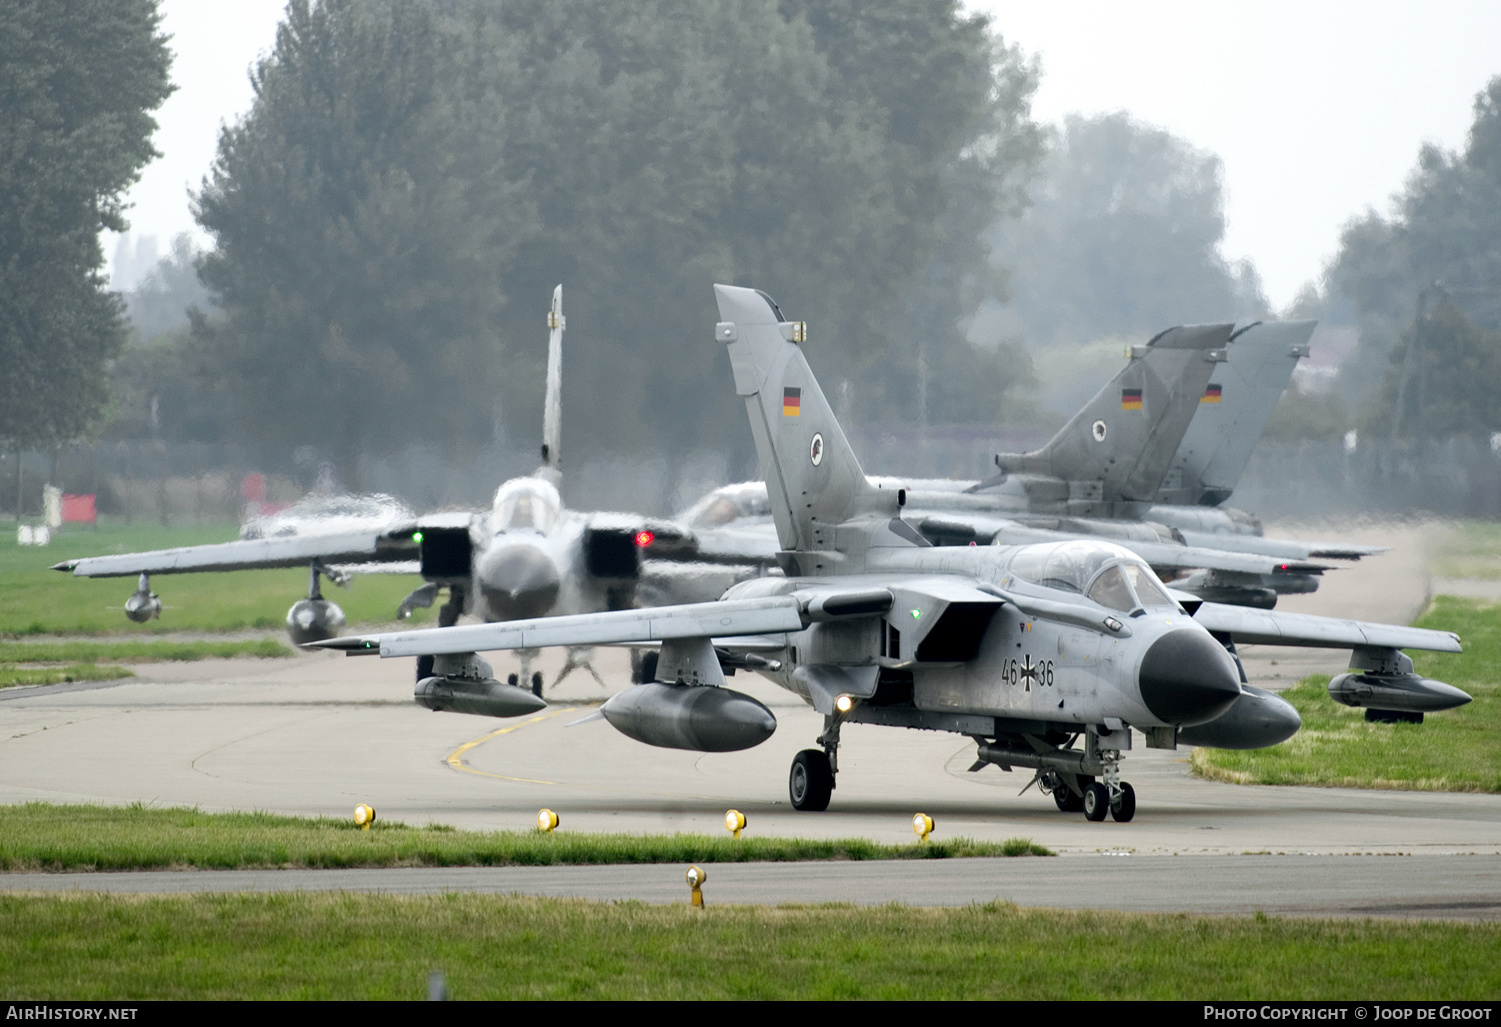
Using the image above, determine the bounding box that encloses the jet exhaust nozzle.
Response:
[600,682,776,752]
[478,543,562,620]
[1327,672,1471,714]
[1177,685,1301,749]
[286,597,345,646]
[1136,628,1242,726]
[414,676,548,718]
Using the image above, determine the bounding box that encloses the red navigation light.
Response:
[634,530,655,548]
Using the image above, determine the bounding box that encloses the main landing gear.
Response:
[1041,769,1135,823]
[980,727,1137,823]
[789,713,842,811]
[506,671,545,698]
[1081,780,1135,822]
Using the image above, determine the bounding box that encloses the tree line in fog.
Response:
[6,1,1501,489]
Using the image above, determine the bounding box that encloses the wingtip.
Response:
[308,635,382,655]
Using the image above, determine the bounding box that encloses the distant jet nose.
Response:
[478,542,561,620]
[1136,628,1243,727]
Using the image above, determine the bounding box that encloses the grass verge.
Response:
[0,893,1494,999]
[0,639,292,662]
[0,803,1051,871]
[0,664,134,688]
[1193,596,1501,791]
[1430,520,1501,579]
[0,638,291,689]
[0,520,431,635]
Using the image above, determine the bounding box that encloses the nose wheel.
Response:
[789,749,834,811]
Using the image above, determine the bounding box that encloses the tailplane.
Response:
[538,285,564,485]
[714,285,896,562]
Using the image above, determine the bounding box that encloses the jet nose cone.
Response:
[478,543,562,620]
[1137,628,1243,726]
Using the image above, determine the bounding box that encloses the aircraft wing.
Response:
[52,530,421,578]
[316,596,806,657]
[912,513,1331,577]
[1186,600,1462,653]
[1175,529,1389,562]
[581,511,779,567]
[681,526,782,564]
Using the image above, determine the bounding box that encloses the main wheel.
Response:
[1053,785,1084,813]
[1082,782,1110,822]
[1110,782,1136,823]
[531,671,544,698]
[789,749,834,811]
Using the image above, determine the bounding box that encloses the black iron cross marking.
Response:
[1019,654,1037,691]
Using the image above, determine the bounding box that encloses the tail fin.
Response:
[993,323,1233,503]
[538,285,564,484]
[714,285,890,557]
[1155,320,1315,505]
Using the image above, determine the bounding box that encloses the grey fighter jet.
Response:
[51,287,765,691]
[681,320,1370,607]
[316,286,1471,820]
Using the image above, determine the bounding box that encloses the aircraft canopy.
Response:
[1004,540,1176,611]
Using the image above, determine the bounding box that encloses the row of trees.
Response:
[184,0,1046,479]
[29,0,1449,487]
[1320,76,1501,441]
[988,112,1269,347]
[0,0,171,454]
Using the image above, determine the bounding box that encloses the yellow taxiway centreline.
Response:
[442,705,792,807]
[444,707,577,785]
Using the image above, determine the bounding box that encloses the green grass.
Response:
[0,519,431,635]
[0,638,292,662]
[1194,596,1501,791]
[0,638,291,689]
[0,803,1051,871]
[0,892,1494,999]
[0,663,134,688]
[1431,520,1501,579]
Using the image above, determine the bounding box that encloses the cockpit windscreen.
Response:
[1004,540,1177,612]
[491,478,562,534]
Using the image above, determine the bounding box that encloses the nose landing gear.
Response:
[789,713,842,811]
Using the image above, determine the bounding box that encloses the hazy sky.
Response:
[108,1,1501,310]
[976,1,1501,309]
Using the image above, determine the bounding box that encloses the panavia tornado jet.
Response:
[315,286,1471,821]
[680,319,1380,608]
[51,287,770,690]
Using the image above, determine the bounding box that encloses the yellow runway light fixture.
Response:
[686,865,707,908]
[537,808,559,833]
[724,809,746,839]
[912,812,934,843]
[354,804,376,831]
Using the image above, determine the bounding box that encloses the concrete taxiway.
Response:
[2,521,1498,913]
[6,855,1500,920]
